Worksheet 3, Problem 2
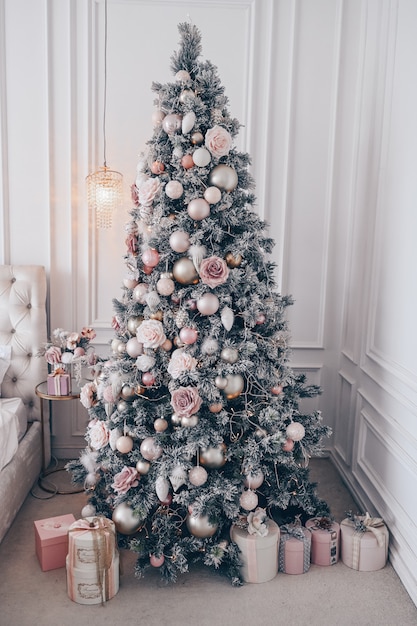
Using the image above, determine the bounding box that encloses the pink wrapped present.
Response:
[47,368,71,396]
[230,514,280,583]
[34,514,76,571]
[278,523,311,574]
[305,517,340,566]
[66,516,119,604]
[341,513,388,571]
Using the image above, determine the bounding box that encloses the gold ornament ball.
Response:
[121,384,136,399]
[112,502,142,535]
[191,131,204,145]
[208,164,238,192]
[186,512,219,538]
[223,374,244,399]
[136,459,151,474]
[172,257,199,285]
[150,311,163,321]
[225,252,242,268]
[154,418,168,433]
[127,316,143,336]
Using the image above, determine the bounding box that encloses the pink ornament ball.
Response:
[256,313,266,325]
[151,161,165,174]
[179,327,198,345]
[142,371,156,387]
[141,248,160,268]
[271,385,283,395]
[181,154,194,169]
[282,438,294,452]
[154,418,168,433]
[157,277,175,296]
[169,230,190,253]
[286,422,305,442]
[162,113,182,134]
[150,554,165,567]
[165,180,184,199]
[187,198,210,221]
[188,466,208,487]
[73,347,85,358]
[126,337,143,358]
[204,186,222,205]
[239,489,259,511]
[197,293,220,316]
[116,435,134,454]
[140,437,162,461]
[175,69,191,82]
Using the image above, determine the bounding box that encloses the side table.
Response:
[35,381,84,494]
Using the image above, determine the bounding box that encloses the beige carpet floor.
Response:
[0,458,416,626]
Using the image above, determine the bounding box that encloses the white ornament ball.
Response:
[140,437,162,461]
[223,373,244,399]
[286,422,305,442]
[200,444,226,468]
[215,376,228,390]
[204,186,222,205]
[173,257,199,285]
[243,470,264,489]
[126,337,143,358]
[156,277,175,296]
[197,292,219,315]
[192,147,211,167]
[239,489,259,511]
[220,347,239,364]
[112,502,142,535]
[181,414,199,428]
[169,230,190,253]
[116,435,134,454]
[133,283,148,303]
[165,180,184,199]
[187,198,210,221]
[175,69,191,82]
[188,466,208,487]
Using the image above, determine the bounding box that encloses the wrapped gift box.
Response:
[66,516,119,604]
[341,513,388,571]
[66,553,119,605]
[47,370,71,396]
[230,518,280,583]
[34,514,76,571]
[279,524,311,574]
[305,518,340,566]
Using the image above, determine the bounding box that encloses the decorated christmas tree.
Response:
[69,22,331,585]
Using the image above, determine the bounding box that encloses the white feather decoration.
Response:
[109,427,123,451]
[221,306,235,331]
[189,245,207,270]
[169,465,187,492]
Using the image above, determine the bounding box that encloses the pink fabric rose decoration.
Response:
[66,332,81,350]
[170,386,202,417]
[136,319,166,349]
[80,382,97,409]
[247,507,269,537]
[102,385,116,404]
[205,125,232,158]
[199,256,230,288]
[138,178,160,206]
[125,233,138,255]
[111,466,139,494]
[167,349,197,380]
[131,183,140,207]
[87,418,110,450]
[45,345,62,364]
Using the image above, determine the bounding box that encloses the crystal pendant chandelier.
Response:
[86,0,122,229]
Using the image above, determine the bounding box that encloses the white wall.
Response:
[1,0,416,605]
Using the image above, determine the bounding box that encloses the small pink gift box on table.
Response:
[47,368,71,396]
[230,508,280,583]
[34,514,76,571]
[340,512,388,571]
[278,521,311,574]
[305,517,340,566]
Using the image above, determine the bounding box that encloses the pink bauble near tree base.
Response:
[179,327,198,344]
[141,248,160,268]
[282,438,295,452]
